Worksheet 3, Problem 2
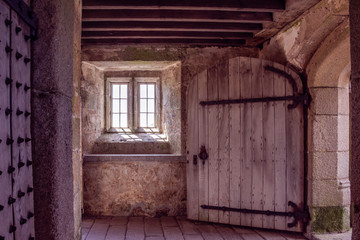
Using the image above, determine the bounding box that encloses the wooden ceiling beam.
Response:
[81,38,246,46]
[82,31,254,39]
[82,0,285,12]
[82,9,273,23]
[82,21,263,32]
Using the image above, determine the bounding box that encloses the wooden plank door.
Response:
[0,0,35,239]
[186,57,305,232]
[11,10,35,240]
[0,1,14,239]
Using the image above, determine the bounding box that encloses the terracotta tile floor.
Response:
[82,216,307,240]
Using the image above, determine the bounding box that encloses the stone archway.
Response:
[306,21,351,233]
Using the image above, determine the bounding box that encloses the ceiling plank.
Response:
[81,38,246,46]
[82,0,285,12]
[82,9,273,23]
[82,31,254,39]
[82,21,263,32]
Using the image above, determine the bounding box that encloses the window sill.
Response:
[107,127,161,134]
[92,132,171,154]
[83,154,186,163]
[98,132,167,143]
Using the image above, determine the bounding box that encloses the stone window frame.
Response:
[105,76,161,133]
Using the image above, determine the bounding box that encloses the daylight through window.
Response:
[139,83,155,128]
[107,77,160,132]
[111,83,128,128]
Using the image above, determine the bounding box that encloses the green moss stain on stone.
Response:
[312,206,350,233]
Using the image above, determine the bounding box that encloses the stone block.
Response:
[338,87,350,115]
[341,185,351,206]
[73,150,82,195]
[309,87,349,116]
[309,115,338,152]
[310,88,339,115]
[312,180,344,206]
[72,117,81,150]
[74,191,82,240]
[82,63,97,85]
[73,90,82,115]
[311,206,350,233]
[308,115,349,152]
[337,151,350,179]
[337,115,350,151]
[309,152,337,180]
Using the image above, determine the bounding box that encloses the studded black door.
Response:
[0,0,36,239]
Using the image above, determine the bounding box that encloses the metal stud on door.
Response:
[0,2,13,239]
[0,0,36,239]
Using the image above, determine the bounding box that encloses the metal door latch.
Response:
[198,145,208,164]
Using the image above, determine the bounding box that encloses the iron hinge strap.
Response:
[201,201,310,228]
[199,94,310,109]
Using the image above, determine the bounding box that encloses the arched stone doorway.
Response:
[306,21,351,233]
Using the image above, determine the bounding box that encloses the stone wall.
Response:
[82,46,258,154]
[83,155,186,217]
[81,61,182,154]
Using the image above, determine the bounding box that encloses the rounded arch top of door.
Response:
[186,57,306,232]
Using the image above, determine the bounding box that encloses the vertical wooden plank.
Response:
[11,11,32,240]
[207,65,219,223]
[273,62,287,230]
[229,57,241,226]
[0,2,13,240]
[240,57,252,227]
[261,60,275,229]
[285,67,304,232]
[250,58,264,228]
[186,76,199,220]
[23,17,35,239]
[218,61,230,224]
[198,70,209,221]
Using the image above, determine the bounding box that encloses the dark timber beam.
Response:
[82,0,285,12]
[81,38,246,46]
[82,21,263,32]
[81,31,254,39]
[82,9,273,23]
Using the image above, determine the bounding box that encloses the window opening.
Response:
[139,83,156,128]
[111,83,128,128]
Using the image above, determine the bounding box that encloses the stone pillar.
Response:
[73,0,83,239]
[308,86,351,233]
[350,0,360,238]
[31,0,82,239]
